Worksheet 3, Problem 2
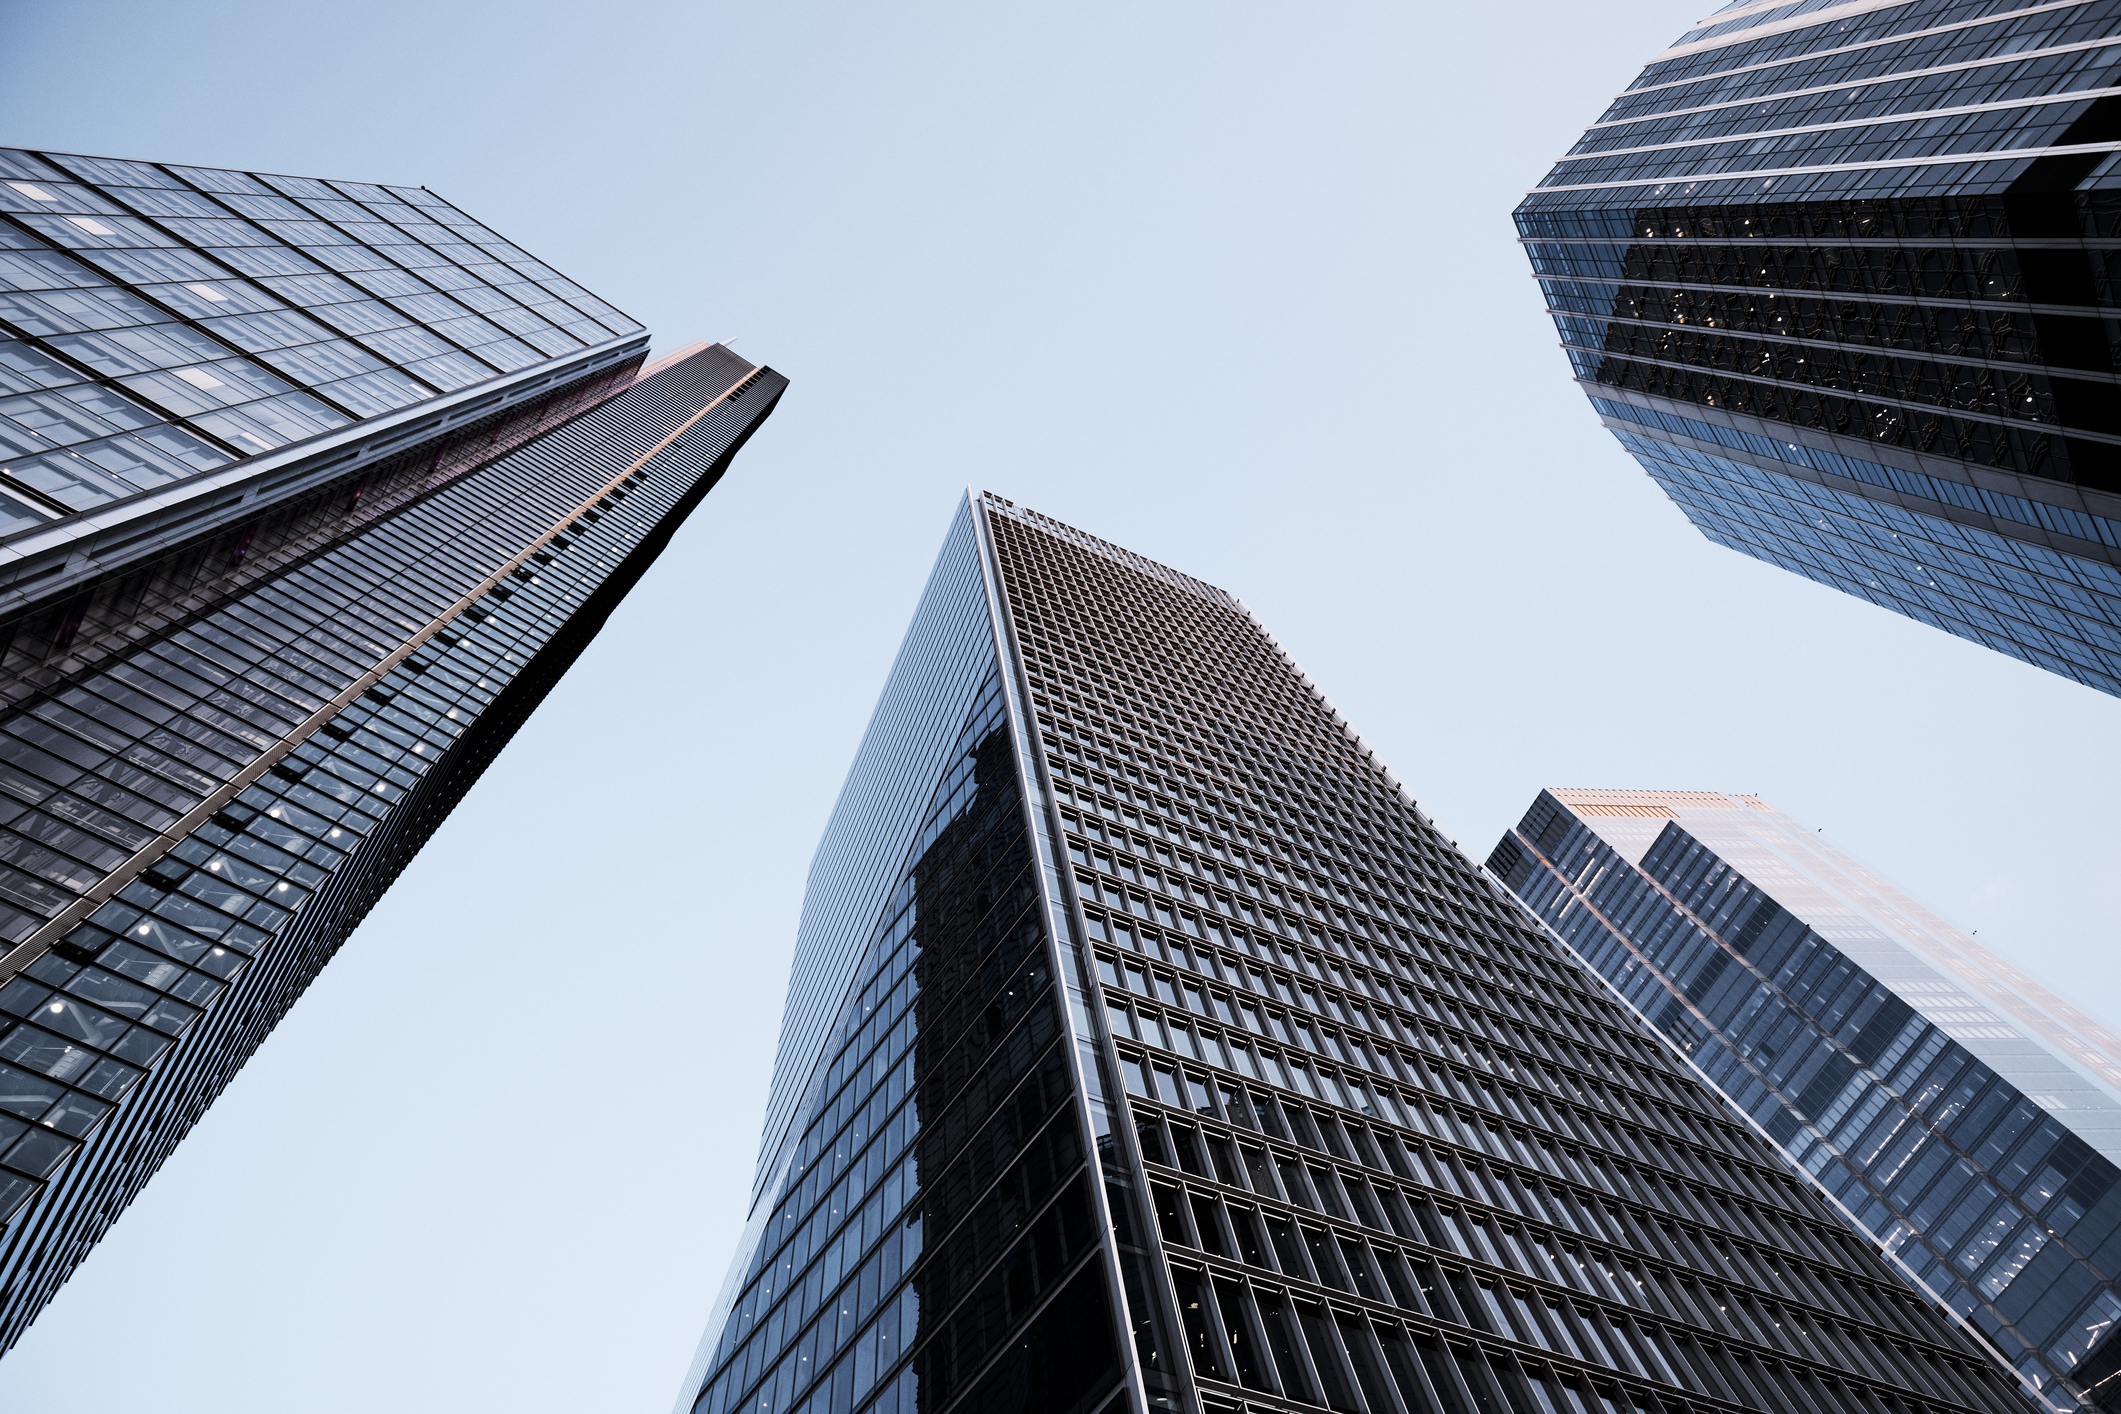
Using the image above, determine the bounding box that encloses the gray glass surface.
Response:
[0,340,784,1353]
[1494,789,2121,1411]
[1518,0,2121,698]
[0,147,642,530]
[683,494,2026,1414]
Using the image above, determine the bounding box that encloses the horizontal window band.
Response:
[1586,35,2121,131]
[1520,235,2121,252]
[1095,944,1798,1195]
[1653,0,1977,66]
[0,357,763,991]
[1550,308,2119,386]
[1121,1075,1954,1363]
[1532,272,2115,323]
[1553,86,2117,166]
[1617,0,2096,98]
[1558,339,2121,447]
[1586,391,2121,552]
[1529,138,2121,195]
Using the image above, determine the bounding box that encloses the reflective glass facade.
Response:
[0,146,650,686]
[0,145,640,519]
[1518,0,2121,695]
[0,149,786,1353]
[1491,790,2121,1411]
[684,494,2021,1414]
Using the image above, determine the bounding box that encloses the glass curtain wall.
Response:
[684,500,1128,1414]
[1516,0,2121,697]
[0,343,784,1350]
[1492,790,2121,1411]
[686,492,2029,1414]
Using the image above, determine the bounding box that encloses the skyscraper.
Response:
[679,492,2021,1414]
[0,146,784,1350]
[1490,789,2121,1411]
[1518,0,2121,697]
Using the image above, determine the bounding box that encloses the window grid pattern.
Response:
[1591,398,2121,550]
[979,498,2021,1414]
[1516,0,2121,699]
[1620,428,2121,693]
[690,668,1125,1414]
[747,502,999,1202]
[1532,0,2121,202]
[0,145,640,523]
[1493,798,2121,1410]
[0,356,639,713]
[1623,1,2117,118]
[0,358,750,953]
[0,344,782,1351]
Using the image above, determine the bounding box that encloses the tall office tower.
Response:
[1518,0,2121,697]
[0,146,784,1350]
[679,493,2021,1414]
[1490,790,2121,1411]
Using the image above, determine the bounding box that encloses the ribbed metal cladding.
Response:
[0,355,640,711]
[984,498,2023,1414]
[0,342,784,1351]
[684,494,2027,1414]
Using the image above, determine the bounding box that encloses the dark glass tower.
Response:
[1518,0,2121,697]
[0,147,785,1351]
[1491,789,2121,1413]
[680,493,2021,1414]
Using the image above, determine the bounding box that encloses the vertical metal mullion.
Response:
[968,488,1198,1414]
[21,162,377,423]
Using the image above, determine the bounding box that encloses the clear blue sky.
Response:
[2,2,2116,1410]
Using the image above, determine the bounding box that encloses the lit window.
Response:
[7,182,56,202]
[66,215,113,235]
[174,367,226,390]
[184,283,230,302]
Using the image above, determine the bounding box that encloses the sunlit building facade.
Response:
[0,146,784,1350]
[1519,0,2121,696]
[1491,789,2121,1410]
[679,494,2021,1414]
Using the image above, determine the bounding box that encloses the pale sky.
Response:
[2,2,2117,1411]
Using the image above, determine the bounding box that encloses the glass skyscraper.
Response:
[1490,790,2121,1411]
[1518,0,2121,697]
[679,492,2022,1414]
[0,146,784,1351]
